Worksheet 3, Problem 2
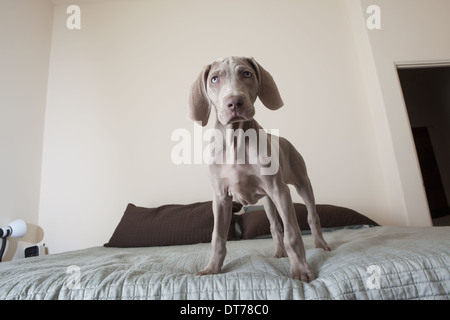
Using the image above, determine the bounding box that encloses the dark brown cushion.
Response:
[237,203,378,239]
[104,201,242,247]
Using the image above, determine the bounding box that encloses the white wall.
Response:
[39,0,390,253]
[0,0,53,260]
[3,0,448,255]
[348,0,450,226]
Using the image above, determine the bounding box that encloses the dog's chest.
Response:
[221,166,266,205]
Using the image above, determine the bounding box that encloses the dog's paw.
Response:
[315,239,331,252]
[196,268,220,276]
[290,264,315,282]
[273,249,287,258]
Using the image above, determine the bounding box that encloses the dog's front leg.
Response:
[269,185,315,282]
[196,194,233,276]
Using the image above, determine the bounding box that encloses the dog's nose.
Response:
[225,95,245,111]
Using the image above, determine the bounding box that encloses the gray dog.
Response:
[188,57,330,282]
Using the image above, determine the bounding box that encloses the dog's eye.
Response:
[243,71,252,78]
[211,76,219,84]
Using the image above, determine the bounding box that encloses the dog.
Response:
[188,57,330,282]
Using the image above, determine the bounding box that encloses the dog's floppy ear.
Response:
[188,64,211,126]
[247,57,283,110]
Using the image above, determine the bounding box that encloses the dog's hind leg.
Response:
[263,196,287,258]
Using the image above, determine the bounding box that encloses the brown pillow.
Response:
[237,203,378,239]
[104,201,242,248]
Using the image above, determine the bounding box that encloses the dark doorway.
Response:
[397,66,450,221]
[411,127,449,217]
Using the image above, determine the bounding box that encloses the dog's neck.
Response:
[214,118,262,157]
[214,118,259,134]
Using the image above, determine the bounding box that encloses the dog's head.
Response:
[189,57,283,126]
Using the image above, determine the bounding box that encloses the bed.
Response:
[0,202,449,300]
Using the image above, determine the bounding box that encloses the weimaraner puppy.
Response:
[188,56,330,282]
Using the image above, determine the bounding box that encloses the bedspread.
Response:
[0,226,449,299]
